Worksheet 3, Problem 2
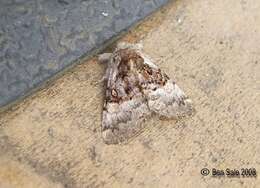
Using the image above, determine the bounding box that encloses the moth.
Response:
[99,42,193,144]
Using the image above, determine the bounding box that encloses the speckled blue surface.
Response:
[0,0,168,108]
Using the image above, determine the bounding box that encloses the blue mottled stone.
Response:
[0,0,168,108]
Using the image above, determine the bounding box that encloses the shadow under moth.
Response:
[99,42,193,144]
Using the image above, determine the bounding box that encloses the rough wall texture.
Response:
[0,0,168,108]
[0,0,260,187]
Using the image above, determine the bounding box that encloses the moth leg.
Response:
[96,53,113,84]
[98,53,112,64]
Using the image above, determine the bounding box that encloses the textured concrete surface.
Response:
[0,155,63,188]
[0,0,168,108]
[0,0,260,187]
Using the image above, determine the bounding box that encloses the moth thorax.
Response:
[129,59,135,70]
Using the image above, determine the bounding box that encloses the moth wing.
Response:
[146,81,193,118]
[101,53,151,144]
[102,97,151,144]
[141,54,193,119]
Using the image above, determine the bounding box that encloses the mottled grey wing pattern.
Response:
[100,43,193,144]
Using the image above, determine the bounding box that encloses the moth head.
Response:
[117,48,144,73]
